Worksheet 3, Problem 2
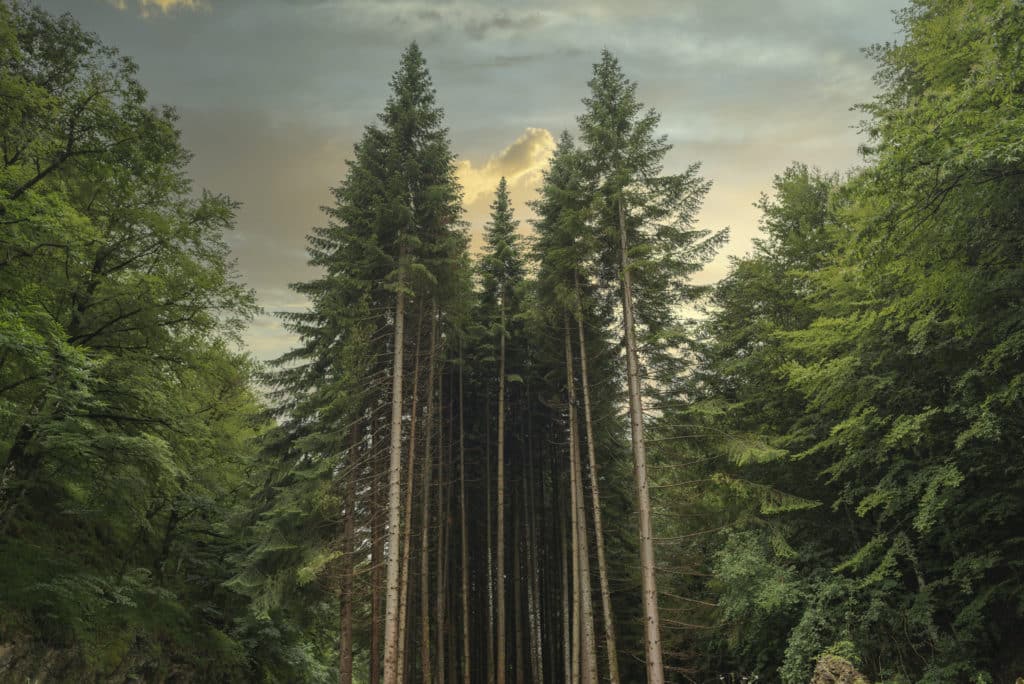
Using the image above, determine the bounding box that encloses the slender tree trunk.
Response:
[560,494,573,684]
[339,425,359,684]
[397,305,425,682]
[569,404,580,684]
[544,447,559,684]
[485,381,496,684]
[486,393,496,684]
[513,477,524,684]
[372,416,385,684]
[382,255,408,684]
[525,408,543,684]
[436,360,448,684]
[496,300,508,684]
[459,339,472,684]
[618,199,665,684]
[575,279,621,684]
[420,309,438,684]
[565,318,598,684]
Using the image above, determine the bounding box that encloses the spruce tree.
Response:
[577,50,725,683]
[375,42,465,684]
[532,132,619,683]
[479,177,525,684]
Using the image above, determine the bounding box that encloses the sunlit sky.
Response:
[40,0,905,360]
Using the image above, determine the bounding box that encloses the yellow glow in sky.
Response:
[110,0,205,16]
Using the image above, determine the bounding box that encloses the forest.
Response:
[1,0,1023,682]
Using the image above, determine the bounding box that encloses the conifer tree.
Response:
[479,177,525,684]
[374,42,465,684]
[577,50,725,683]
[532,132,620,682]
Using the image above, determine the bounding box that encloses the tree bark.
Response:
[485,389,496,684]
[371,417,385,684]
[565,317,597,684]
[339,425,358,684]
[396,305,425,682]
[382,255,408,684]
[496,300,508,684]
[560,492,572,684]
[485,383,496,684]
[618,199,665,684]
[420,308,438,684]
[459,338,472,684]
[436,359,448,684]
[575,278,621,684]
[524,403,543,684]
[513,477,524,684]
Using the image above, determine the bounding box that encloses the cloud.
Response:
[464,11,546,40]
[456,127,556,248]
[457,127,555,206]
[109,0,206,16]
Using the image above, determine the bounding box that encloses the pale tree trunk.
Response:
[524,409,543,684]
[524,502,539,684]
[560,496,572,684]
[339,426,358,684]
[420,307,438,684]
[544,449,559,683]
[513,480,524,684]
[565,318,598,684]
[575,278,621,684]
[618,199,665,684]
[496,300,508,684]
[485,396,496,684]
[435,347,448,684]
[396,306,425,682]
[459,339,472,684]
[568,356,580,684]
[371,415,385,684]
[382,254,408,684]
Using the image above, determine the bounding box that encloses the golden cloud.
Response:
[109,0,206,16]
[456,127,556,249]
[457,127,556,207]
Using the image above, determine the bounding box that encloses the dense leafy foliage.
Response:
[0,2,288,680]
[665,1,1024,680]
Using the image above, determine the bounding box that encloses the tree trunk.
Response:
[382,255,408,684]
[459,339,472,684]
[569,373,580,684]
[420,308,438,684]
[486,390,496,684]
[436,360,448,684]
[372,419,385,684]
[565,317,597,684]
[485,382,496,684]
[397,304,426,682]
[339,425,358,684]
[496,300,508,684]
[513,477,524,684]
[525,405,543,684]
[560,494,572,684]
[575,278,621,684]
[618,199,665,684]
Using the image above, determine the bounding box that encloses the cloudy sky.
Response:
[39,0,905,360]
